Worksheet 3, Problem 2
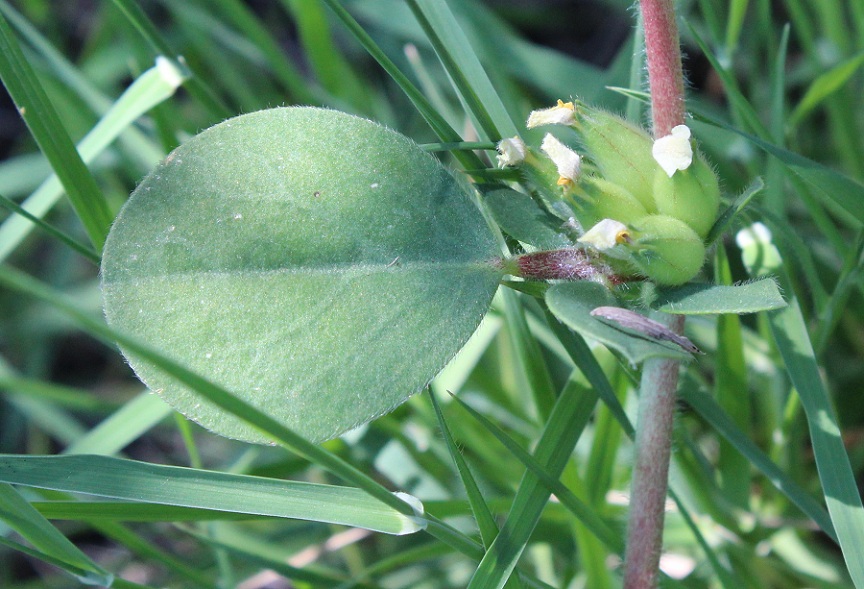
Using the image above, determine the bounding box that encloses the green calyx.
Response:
[625,215,706,285]
[518,101,722,285]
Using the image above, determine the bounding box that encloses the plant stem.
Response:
[623,1,687,587]
[640,0,685,137]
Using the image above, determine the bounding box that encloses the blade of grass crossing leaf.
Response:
[502,291,557,422]
[0,11,112,251]
[63,392,172,456]
[0,454,418,536]
[0,192,99,263]
[0,56,187,263]
[713,246,751,509]
[427,391,527,589]
[0,265,483,560]
[463,379,615,589]
[321,0,484,171]
[542,308,633,437]
[427,391,500,548]
[407,0,518,140]
[0,483,112,585]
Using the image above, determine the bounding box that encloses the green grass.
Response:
[1,1,864,587]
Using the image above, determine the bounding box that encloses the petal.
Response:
[540,134,581,183]
[578,218,629,250]
[527,100,576,128]
[652,124,693,177]
[496,136,527,167]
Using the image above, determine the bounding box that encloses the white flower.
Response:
[735,222,772,249]
[540,133,581,186]
[652,124,693,177]
[578,219,629,251]
[527,100,576,128]
[496,136,527,167]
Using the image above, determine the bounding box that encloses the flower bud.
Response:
[575,176,649,226]
[626,214,705,285]
[651,152,720,238]
[574,105,660,213]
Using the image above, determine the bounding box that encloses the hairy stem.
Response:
[640,0,686,137]
[623,1,687,587]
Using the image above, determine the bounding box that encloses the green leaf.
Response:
[652,279,786,315]
[483,188,572,250]
[545,282,691,365]
[101,106,501,444]
[0,10,113,251]
[0,484,112,586]
[0,454,424,535]
[790,51,864,127]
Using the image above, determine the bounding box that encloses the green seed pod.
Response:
[652,152,720,238]
[575,176,649,227]
[575,105,659,213]
[626,214,706,285]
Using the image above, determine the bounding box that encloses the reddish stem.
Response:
[623,2,687,588]
[640,0,686,136]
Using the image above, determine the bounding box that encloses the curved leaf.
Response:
[545,282,691,365]
[101,107,500,443]
[652,278,786,315]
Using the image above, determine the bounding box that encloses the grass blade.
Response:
[0,483,112,585]
[0,10,113,251]
[0,454,421,535]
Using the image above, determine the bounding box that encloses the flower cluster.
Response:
[496,100,720,285]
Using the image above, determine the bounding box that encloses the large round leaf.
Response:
[102,107,501,444]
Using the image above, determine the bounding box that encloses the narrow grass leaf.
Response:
[108,0,232,119]
[34,501,262,522]
[322,0,484,171]
[427,391,505,559]
[0,454,421,535]
[452,389,623,553]
[705,176,765,246]
[501,290,557,421]
[0,11,112,250]
[790,52,864,127]
[407,0,518,140]
[466,378,601,589]
[713,247,752,509]
[0,483,112,585]
[0,56,187,263]
[63,392,172,456]
[739,230,864,586]
[0,192,99,263]
[680,387,837,542]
